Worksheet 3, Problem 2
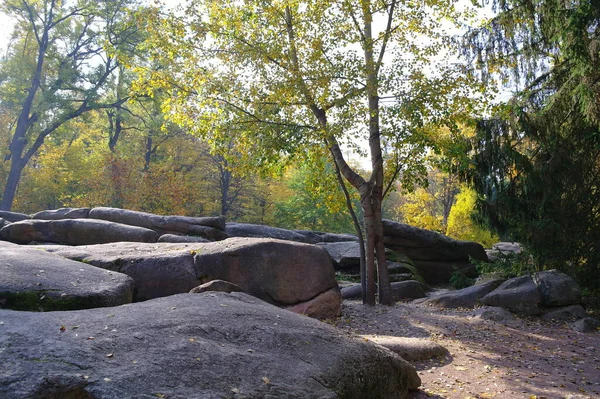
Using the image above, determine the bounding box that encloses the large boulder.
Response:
[157,233,210,243]
[294,230,358,244]
[32,207,91,220]
[0,219,159,245]
[41,238,341,318]
[0,293,421,399]
[88,207,227,240]
[341,281,431,302]
[382,220,488,284]
[318,241,362,269]
[533,270,582,307]
[421,279,504,309]
[486,241,523,262]
[0,246,134,311]
[360,336,449,361]
[0,210,29,222]
[226,222,311,243]
[480,275,543,315]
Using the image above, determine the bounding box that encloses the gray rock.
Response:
[0,293,421,399]
[31,207,91,220]
[360,335,449,362]
[341,283,363,300]
[471,306,521,326]
[541,305,588,322]
[190,279,244,294]
[42,242,201,301]
[492,242,523,254]
[158,233,210,243]
[226,222,312,243]
[42,238,341,318]
[569,317,600,333]
[382,219,489,262]
[0,219,159,245]
[293,230,358,244]
[318,241,361,269]
[0,210,30,222]
[407,260,476,285]
[0,217,9,229]
[533,270,582,307]
[481,275,543,315]
[422,279,504,309]
[89,207,227,238]
[391,280,432,301]
[0,246,134,311]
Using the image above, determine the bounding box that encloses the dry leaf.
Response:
[262,376,270,384]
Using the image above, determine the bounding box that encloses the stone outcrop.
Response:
[480,275,543,315]
[382,219,488,284]
[41,237,341,318]
[361,336,449,361]
[0,210,29,222]
[89,207,228,240]
[318,241,362,269]
[157,233,210,243]
[421,279,504,309]
[533,269,582,307]
[226,222,312,243]
[0,293,421,399]
[341,280,431,302]
[486,241,523,262]
[189,279,244,294]
[32,207,91,220]
[470,306,522,327]
[0,219,159,245]
[0,245,134,311]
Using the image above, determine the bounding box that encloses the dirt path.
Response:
[335,300,600,399]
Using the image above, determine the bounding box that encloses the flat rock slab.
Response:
[421,279,504,309]
[0,293,420,399]
[360,335,449,362]
[226,222,311,243]
[41,238,341,318]
[0,246,134,311]
[0,219,159,245]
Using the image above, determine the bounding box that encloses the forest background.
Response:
[1,0,598,295]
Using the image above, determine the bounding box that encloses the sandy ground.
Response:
[334,300,600,399]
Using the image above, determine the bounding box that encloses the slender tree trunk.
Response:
[0,158,24,211]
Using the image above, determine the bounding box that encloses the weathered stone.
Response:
[41,238,340,318]
[41,242,205,302]
[0,293,421,399]
[407,260,476,285]
[0,217,9,229]
[492,242,523,254]
[284,287,342,320]
[391,280,432,302]
[541,305,588,322]
[158,233,210,243]
[422,279,504,309]
[341,284,363,300]
[189,279,244,294]
[318,241,361,269]
[471,306,521,327]
[481,275,543,315]
[569,317,600,333]
[360,336,449,362]
[193,238,337,307]
[89,207,226,236]
[0,219,159,245]
[31,207,91,220]
[226,222,311,243]
[0,210,29,222]
[533,270,582,307]
[382,220,488,262]
[293,230,358,244]
[0,246,134,311]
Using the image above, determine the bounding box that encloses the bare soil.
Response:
[334,300,600,399]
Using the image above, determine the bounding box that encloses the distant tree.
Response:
[462,0,600,284]
[0,0,144,210]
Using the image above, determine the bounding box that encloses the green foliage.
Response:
[449,269,475,290]
[446,185,499,248]
[474,251,538,280]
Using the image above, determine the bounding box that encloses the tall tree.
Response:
[142,0,466,305]
[0,0,143,210]
[462,0,600,284]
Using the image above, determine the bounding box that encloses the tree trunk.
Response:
[0,158,24,211]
